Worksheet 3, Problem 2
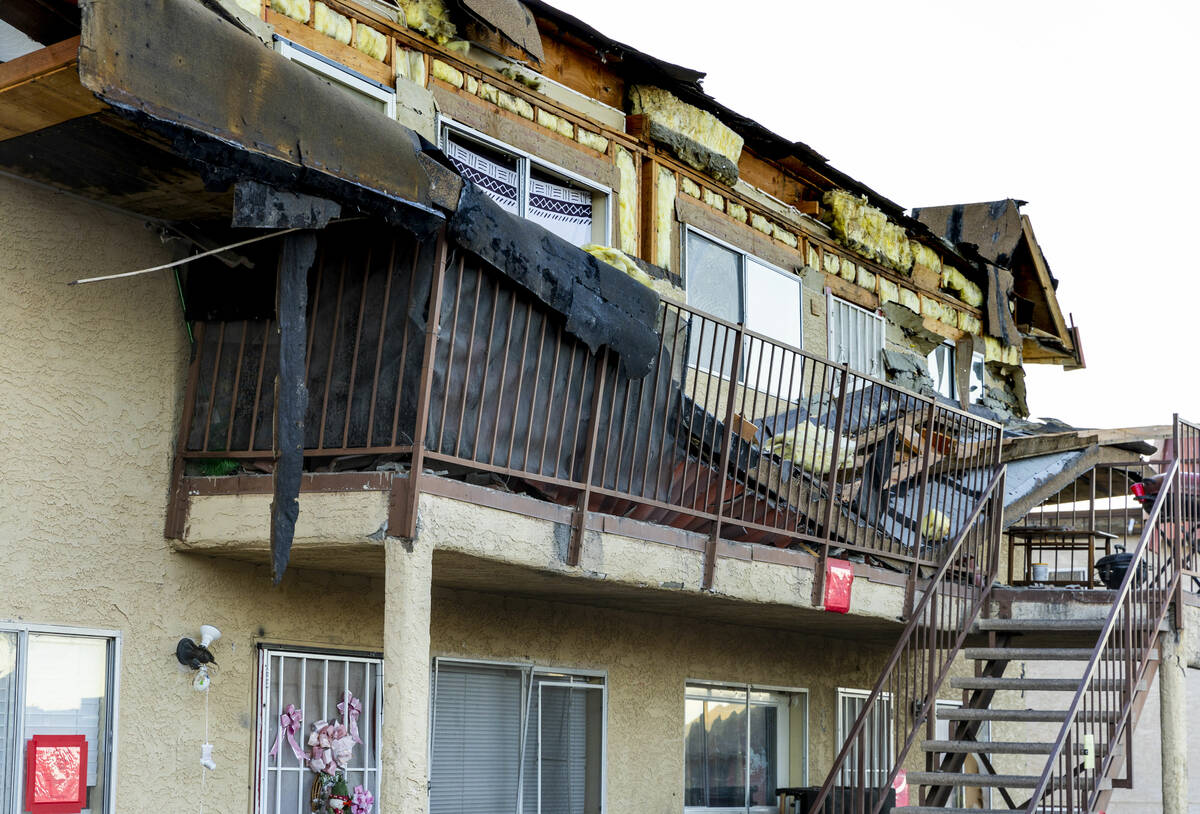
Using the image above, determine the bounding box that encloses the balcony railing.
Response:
[170,223,1002,587]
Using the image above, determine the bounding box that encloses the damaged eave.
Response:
[74,0,446,231]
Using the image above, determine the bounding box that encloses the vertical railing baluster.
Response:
[567,349,609,567]
[702,326,745,590]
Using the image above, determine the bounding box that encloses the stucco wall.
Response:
[430,586,897,813]
[0,175,386,814]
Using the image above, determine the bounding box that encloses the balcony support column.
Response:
[381,534,434,814]
[1159,626,1188,814]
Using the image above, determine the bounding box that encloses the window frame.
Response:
[825,293,885,381]
[428,656,608,814]
[274,36,398,118]
[929,342,986,404]
[682,679,809,814]
[0,621,122,814]
[438,118,614,247]
[253,645,385,814]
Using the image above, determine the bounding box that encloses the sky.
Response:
[548,0,1200,430]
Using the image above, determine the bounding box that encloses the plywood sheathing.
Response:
[0,37,103,141]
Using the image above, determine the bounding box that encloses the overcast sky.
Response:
[549,0,1200,430]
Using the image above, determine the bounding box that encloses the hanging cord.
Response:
[201,681,210,814]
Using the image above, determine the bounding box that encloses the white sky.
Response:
[548,0,1200,430]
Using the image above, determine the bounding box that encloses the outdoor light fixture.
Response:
[176,624,222,671]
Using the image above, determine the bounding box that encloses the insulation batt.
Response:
[824,190,913,274]
[314,2,352,43]
[614,147,637,255]
[921,509,952,541]
[272,0,310,22]
[355,24,387,61]
[768,421,857,476]
[655,167,676,269]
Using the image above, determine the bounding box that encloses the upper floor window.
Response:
[0,625,119,814]
[684,682,807,814]
[430,659,606,814]
[441,123,611,247]
[928,342,985,403]
[255,647,383,814]
[826,295,884,380]
[275,37,397,118]
[684,228,803,396]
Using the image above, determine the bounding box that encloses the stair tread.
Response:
[922,739,1056,754]
[906,770,1041,787]
[950,676,1126,691]
[963,646,1155,660]
[977,617,1106,630]
[938,707,1118,722]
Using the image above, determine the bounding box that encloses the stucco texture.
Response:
[0,176,385,813]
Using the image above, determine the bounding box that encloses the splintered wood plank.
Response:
[0,38,102,140]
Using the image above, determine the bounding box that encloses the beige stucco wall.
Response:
[0,175,386,814]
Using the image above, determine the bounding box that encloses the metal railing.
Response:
[807,464,1007,814]
[173,225,1003,583]
[1024,416,1200,812]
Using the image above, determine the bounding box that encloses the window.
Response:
[683,682,807,813]
[255,647,383,814]
[441,123,610,247]
[684,228,803,396]
[430,659,605,814]
[928,343,985,403]
[275,37,398,118]
[826,295,884,380]
[0,625,119,814]
[836,689,893,787]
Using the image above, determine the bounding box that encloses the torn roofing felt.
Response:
[913,199,1027,269]
[447,181,662,378]
[78,0,441,235]
[456,0,545,63]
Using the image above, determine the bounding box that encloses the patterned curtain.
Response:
[445,138,520,214]
[528,175,593,246]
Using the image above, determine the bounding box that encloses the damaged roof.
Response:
[912,199,1030,271]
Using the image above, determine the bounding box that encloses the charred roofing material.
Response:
[447,181,662,378]
[912,199,1028,269]
[457,0,545,62]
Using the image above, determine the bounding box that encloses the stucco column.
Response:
[381,536,433,814]
[1159,628,1187,814]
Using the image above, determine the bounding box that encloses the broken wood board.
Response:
[0,38,103,140]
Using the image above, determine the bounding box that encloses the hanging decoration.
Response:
[270,693,375,813]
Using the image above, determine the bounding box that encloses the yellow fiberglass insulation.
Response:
[768,421,857,477]
[627,86,744,166]
[581,245,655,288]
[272,0,310,23]
[941,266,984,308]
[921,509,952,541]
[911,242,942,274]
[615,147,638,255]
[655,167,676,270]
[824,190,913,274]
[314,2,351,44]
[355,24,387,61]
[399,0,457,44]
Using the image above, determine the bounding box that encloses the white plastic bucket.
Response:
[1032,562,1050,582]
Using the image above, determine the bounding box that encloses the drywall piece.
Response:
[271,231,317,583]
[431,58,464,88]
[680,177,701,198]
[272,0,310,23]
[823,189,914,274]
[448,183,661,377]
[628,85,743,185]
[615,146,637,255]
[655,166,676,270]
[313,2,351,43]
[355,23,387,61]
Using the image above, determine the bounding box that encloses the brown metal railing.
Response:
[807,463,1007,814]
[175,225,1003,582]
[1024,415,1200,813]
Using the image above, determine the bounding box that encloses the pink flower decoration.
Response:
[350,785,374,814]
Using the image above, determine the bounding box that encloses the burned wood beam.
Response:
[271,230,317,583]
[233,180,341,230]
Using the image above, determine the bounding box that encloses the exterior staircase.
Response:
[810,415,1199,814]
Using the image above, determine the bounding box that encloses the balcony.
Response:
[168,220,1002,605]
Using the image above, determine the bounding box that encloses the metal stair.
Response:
[893,619,1146,814]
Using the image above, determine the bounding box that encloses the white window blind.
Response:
[258,649,383,814]
[826,295,884,379]
[431,661,605,814]
[836,689,893,786]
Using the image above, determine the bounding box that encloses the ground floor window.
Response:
[429,659,605,814]
[684,682,807,813]
[255,647,383,814]
[0,624,119,814]
[836,688,894,786]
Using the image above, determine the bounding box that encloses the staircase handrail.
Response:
[810,464,1008,814]
[1025,452,1185,813]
